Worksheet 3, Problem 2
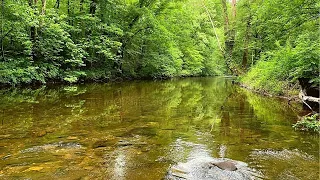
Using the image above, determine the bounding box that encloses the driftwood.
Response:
[299,90,320,103]
[299,90,320,112]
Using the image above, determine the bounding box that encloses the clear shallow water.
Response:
[0,77,318,179]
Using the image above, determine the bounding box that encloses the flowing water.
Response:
[0,77,318,180]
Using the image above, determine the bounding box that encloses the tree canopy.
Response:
[0,0,319,93]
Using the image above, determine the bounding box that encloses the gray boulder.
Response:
[165,157,263,180]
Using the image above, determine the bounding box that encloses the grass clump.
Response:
[293,114,320,133]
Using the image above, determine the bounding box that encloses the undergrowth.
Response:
[293,114,320,133]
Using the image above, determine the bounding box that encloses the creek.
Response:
[0,77,318,179]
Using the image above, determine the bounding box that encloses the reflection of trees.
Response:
[208,87,319,161]
[220,111,230,136]
[0,78,318,178]
[0,77,236,141]
[242,89,298,125]
[0,78,236,158]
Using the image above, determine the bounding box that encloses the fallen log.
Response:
[299,90,320,103]
[299,90,320,112]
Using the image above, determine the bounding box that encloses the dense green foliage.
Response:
[0,0,318,93]
[235,0,319,95]
[0,0,227,85]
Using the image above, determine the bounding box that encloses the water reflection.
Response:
[0,77,318,179]
[114,149,127,180]
[218,144,227,158]
[249,149,318,179]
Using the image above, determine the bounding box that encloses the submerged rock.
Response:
[163,139,264,180]
[20,142,82,153]
[92,139,117,148]
[209,161,237,171]
[165,157,263,180]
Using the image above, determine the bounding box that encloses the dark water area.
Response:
[0,77,318,179]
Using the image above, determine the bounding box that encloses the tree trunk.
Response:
[242,20,251,70]
[203,0,233,73]
[80,0,84,12]
[90,0,96,16]
[54,0,60,8]
[1,0,4,60]
[202,1,223,53]
[221,0,229,33]
[231,0,236,18]
[221,0,236,74]
[41,0,46,15]
[99,0,106,22]
[242,46,248,69]
[67,0,70,15]
[28,0,37,61]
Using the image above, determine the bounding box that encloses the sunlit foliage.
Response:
[0,0,225,85]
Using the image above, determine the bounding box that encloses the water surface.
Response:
[0,77,318,179]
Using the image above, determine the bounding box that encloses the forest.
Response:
[0,1,319,178]
[0,0,319,94]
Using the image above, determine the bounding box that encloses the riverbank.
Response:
[0,73,175,89]
[238,80,319,133]
[238,83,300,102]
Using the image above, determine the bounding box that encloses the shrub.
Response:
[293,114,320,133]
[242,31,319,95]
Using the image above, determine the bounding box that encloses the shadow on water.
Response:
[0,77,318,179]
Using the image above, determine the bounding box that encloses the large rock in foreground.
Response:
[165,157,263,180]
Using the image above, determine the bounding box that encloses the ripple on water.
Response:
[250,148,314,161]
[20,142,83,153]
[249,149,318,180]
